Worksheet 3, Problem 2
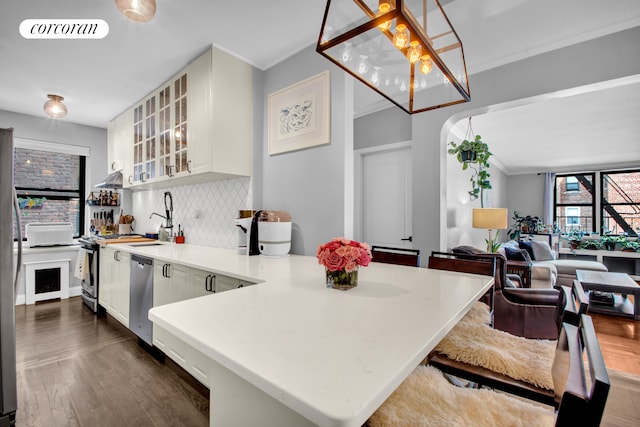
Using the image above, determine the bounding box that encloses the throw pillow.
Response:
[518,241,536,260]
[504,247,532,263]
[497,240,520,259]
[531,240,555,261]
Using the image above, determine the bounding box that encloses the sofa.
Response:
[498,240,608,288]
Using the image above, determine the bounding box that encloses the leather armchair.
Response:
[442,250,565,340]
[484,253,565,340]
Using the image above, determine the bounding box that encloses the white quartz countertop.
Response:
[113,242,492,426]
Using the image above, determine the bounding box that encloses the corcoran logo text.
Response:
[20,19,109,39]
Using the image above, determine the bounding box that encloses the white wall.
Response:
[445,137,509,251]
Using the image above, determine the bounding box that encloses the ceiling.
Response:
[1,1,639,174]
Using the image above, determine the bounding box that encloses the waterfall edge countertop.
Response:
[111,243,493,426]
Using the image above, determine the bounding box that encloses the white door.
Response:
[359,144,413,248]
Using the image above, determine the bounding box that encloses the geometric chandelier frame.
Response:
[317,0,470,114]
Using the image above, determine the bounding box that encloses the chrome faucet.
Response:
[149,191,174,231]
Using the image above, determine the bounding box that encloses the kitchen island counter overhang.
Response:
[130,244,493,426]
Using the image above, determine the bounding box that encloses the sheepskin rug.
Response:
[461,301,491,325]
[368,365,555,427]
[435,317,556,390]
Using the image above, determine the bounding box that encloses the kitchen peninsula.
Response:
[111,243,492,427]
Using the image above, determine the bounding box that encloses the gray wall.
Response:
[262,47,352,255]
[505,173,546,225]
[354,107,411,150]
[0,109,107,189]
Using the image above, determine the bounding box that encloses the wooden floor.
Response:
[14,297,208,427]
[13,297,640,426]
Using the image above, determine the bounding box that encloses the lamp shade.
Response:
[316,0,470,114]
[43,94,67,118]
[472,208,508,230]
[115,0,157,23]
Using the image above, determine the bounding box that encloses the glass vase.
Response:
[326,267,358,290]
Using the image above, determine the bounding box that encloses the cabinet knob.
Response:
[187,160,192,174]
[128,175,133,184]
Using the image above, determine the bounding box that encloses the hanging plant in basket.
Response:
[448,118,493,202]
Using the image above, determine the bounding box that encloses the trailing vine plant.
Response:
[447,118,493,204]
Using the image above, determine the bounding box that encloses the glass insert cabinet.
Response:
[131,72,189,186]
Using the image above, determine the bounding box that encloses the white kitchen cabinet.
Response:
[116,46,253,190]
[190,267,255,294]
[154,324,212,387]
[187,47,253,181]
[152,261,191,307]
[107,111,133,174]
[98,246,130,327]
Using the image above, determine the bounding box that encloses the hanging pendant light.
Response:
[317,0,470,114]
[115,0,157,23]
[43,94,67,118]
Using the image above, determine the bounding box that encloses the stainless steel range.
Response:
[78,236,100,312]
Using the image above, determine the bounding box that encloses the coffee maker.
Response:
[234,210,256,255]
[240,210,292,257]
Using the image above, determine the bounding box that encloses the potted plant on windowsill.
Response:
[448,134,492,203]
[620,240,640,252]
[507,211,542,241]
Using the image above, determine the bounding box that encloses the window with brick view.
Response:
[13,147,86,239]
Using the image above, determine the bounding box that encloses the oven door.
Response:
[80,246,99,312]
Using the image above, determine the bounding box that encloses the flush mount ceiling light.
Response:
[317,0,470,114]
[43,94,67,118]
[115,0,157,23]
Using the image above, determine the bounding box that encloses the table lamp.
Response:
[472,208,508,253]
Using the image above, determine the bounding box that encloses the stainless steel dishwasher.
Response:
[130,254,154,346]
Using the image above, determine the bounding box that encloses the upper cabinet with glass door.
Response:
[119,46,253,190]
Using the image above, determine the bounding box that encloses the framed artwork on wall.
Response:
[268,70,330,155]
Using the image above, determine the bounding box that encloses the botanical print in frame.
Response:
[268,71,330,155]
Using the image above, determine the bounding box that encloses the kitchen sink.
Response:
[129,242,163,247]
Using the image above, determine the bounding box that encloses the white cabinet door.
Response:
[107,113,133,174]
[189,267,216,298]
[153,261,190,306]
[189,47,253,179]
[99,246,130,327]
[190,267,254,295]
[111,250,130,327]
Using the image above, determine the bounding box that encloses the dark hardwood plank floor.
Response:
[13,296,640,426]
[15,297,208,427]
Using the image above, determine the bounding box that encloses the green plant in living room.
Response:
[600,234,618,251]
[485,230,502,253]
[447,134,492,201]
[580,239,603,250]
[620,239,640,252]
[507,211,542,240]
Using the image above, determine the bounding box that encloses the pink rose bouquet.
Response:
[317,237,372,273]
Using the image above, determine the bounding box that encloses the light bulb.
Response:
[406,41,422,63]
[357,55,369,75]
[376,2,392,31]
[419,55,432,74]
[341,42,353,63]
[371,66,381,86]
[393,24,409,49]
[43,94,67,118]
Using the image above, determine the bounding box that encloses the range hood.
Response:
[94,170,123,188]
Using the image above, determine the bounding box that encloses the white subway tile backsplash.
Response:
[131,177,253,248]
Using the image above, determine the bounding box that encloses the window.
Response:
[601,170,640,237]
[565,176,579,191]
[565,207,580,229]
[13,142,86,239]
[554,173,595,233]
